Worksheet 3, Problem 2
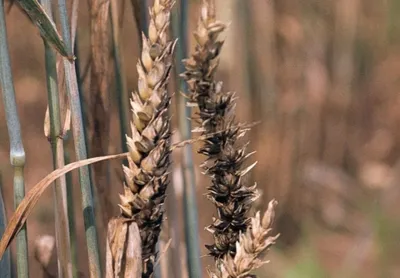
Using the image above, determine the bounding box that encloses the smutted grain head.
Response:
[182,0,259,259]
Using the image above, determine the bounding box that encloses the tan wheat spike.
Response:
[209,200,279,278]
[117,0,177,277]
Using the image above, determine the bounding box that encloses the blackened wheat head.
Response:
[182,0,259,260]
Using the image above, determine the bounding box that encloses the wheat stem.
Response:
[57,0,102,276]
[70,23,83,278]
[0,2,29,276]
[171,1,202,276]
[63,150,79,278]
[130,0,149,38]
[41,1,73,277]
[111,0,129,164]
[73,37,90,150]
[0,174,11,278]
[88,0,113,229]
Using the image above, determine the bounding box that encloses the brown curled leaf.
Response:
[0,152,128,259]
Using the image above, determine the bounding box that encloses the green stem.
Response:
[64,150,79,278]
[74,36,90,153]
[172,1,202,277]
[74,34,95,201]
[41,1,73,277]
[110,1,129,162]
[131,0,148,38]
[57,0,102,276]
[0,173,11,278]
[139,0,148,36]
[0,1,28,277]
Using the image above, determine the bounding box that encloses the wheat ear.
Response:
[118,0,176,277]
[182,0,259,259]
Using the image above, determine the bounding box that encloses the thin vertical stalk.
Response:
[237,0,257,107]
[0,173,11,278]
[41,1,73,277]
[237,0,260,192]
[74,34,95,212]
[0,1,29,277]
[57,0,102,276]
[111,0,129,160]
[64,151,79,278]
[88,0,112,229]
[258,0,277,202]
[130,0,148,37]
[164,152,183,277]
[74,37,89,151]
[260,0,276,120]
[138,0,148,35]
[71,0,89,155]
[172,1,202,277]
[323,0,359,165]
[153,242,161,278]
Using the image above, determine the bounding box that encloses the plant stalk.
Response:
[130,0,148,38]
[57,0,102,276]
[110,0,129,160]
[41,1,73,277]
[0,173,11,278]
[172,1,202,277]
[64,150,79,278]
[0,1,28,276]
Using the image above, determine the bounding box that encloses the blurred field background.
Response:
[1,0,400,277]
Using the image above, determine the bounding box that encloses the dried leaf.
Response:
[43,105,69,138]
[16,0,73,60]
[106,218,142,278]
[55,56,71,136]
[62,108,71,135]
[44,106,50,138]
[0,152,128,259]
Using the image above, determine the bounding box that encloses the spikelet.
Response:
[209,200,279,278]
[118,1,176,277]
[181,0,259,259]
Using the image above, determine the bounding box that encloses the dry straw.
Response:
[87,0,113,226]
[117,0,177,276]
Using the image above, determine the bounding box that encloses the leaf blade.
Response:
[16,0,73,60]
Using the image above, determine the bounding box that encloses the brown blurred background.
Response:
[1,0,400,277]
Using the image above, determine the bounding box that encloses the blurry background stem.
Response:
[0,1,28,277]
[172,1,202,277]
[323,0,359,165]
[130,0,148,47]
